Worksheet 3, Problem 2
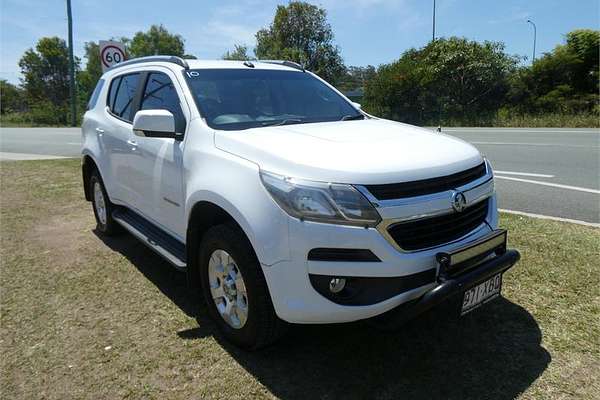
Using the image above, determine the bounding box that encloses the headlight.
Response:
[260,171,381,227]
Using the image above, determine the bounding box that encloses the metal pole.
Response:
[432,0,436,41]
[527,19,537,63]
[66,0,76,126]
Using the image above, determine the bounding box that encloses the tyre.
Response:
[199,223,286,349]
[89,169,120,235]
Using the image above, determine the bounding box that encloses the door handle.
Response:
[127,139,138,146]
[95,127,105,136]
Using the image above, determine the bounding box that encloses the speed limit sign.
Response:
[99,40,127,72]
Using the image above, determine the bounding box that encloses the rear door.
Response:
[128,69,188,238]
[103,72,141,205]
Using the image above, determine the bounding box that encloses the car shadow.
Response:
[96,230,550,400]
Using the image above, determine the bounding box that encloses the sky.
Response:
[1,0,599,84]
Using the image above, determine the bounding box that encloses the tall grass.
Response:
[424,111,599,128]
[490,112,599,128]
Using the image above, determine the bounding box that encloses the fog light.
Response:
[329,277,346,293]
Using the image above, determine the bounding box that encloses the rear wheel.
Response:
[89,170,120,235]
[199,223,286,349]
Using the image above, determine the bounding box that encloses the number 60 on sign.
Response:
[99,40,127,72]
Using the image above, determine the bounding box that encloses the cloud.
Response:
[182,2,272,58]
[488,7,531,25]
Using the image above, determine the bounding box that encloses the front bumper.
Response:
[371,249,520,328]
[261,195,510,324]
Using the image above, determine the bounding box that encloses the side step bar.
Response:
[112,208,187,271]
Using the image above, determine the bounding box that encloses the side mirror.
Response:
[351,102,362,109]
[133,109,181,140]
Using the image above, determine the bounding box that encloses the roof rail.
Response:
[259,60,305,72]
[106,55,190,72]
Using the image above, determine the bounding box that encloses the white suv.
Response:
[82,56,520,349]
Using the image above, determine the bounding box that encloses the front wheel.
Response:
[199,224,286,349]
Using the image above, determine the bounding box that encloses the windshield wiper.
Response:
[260,118,304,127]
[340,114,365,121]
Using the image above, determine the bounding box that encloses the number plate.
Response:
[461,273,502,315]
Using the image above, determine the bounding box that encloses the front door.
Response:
[128,70,188,238]
[103,72,141,205]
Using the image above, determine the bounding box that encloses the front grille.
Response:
[387,200,489,251]
[365,162,486,200]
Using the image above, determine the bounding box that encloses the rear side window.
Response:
[107,77,120,111]
[108,73,140,122]
[141,72,186,133]
[87,79,105,110]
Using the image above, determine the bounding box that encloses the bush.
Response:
[0,102,70,127]
[363,37,519,125]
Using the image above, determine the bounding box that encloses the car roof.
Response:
[185,59,302,71]
[103,58,303,78]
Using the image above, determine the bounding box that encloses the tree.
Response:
[127,25,187,58]
[564,29,599,93]
[255,1,345,83]
[0,80,25,114]
[18,36,79,124]
[507,29,599,114]
[222,44,252,61]
[336,65,376,92]
[77,41,102,109]
[363,38,519,125]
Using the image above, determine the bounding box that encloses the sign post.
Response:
[99,41,127,72]
[66,0,76,126]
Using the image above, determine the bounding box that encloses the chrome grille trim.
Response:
[356,160,495,253]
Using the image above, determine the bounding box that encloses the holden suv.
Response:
[81,56,520,349]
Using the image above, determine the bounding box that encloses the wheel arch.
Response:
[82,154,100,201]
[186,200,259,290]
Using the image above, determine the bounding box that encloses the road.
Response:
[1,126,598,224]
[0,127,81,158]
[443,128,599,225]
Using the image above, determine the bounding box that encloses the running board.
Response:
[112,208,187,271]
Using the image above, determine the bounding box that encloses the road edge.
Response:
[500,209,599,228]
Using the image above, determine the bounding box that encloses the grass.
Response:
[0,113,58,127]
[423,112,600,128]
[0,112,79,128]
[1,158,599,399]
[490,112,599,128]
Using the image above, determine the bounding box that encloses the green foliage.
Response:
[77,41,102,112]
[255,1,345,83]
[336,65,376,92]
[28,100,68,125]
[18,37,79,125]
[0,79,25,114]
[364,37,519,125]
[127,25,186,58]
[507,29,599,115]
[565,29,599,91]
[222,44,253,61]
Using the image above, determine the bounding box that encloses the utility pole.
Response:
[527,19,537,63]
[66,0,76,126]
[432,0,436,41]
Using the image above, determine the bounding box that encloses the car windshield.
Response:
[184,68,363,131]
